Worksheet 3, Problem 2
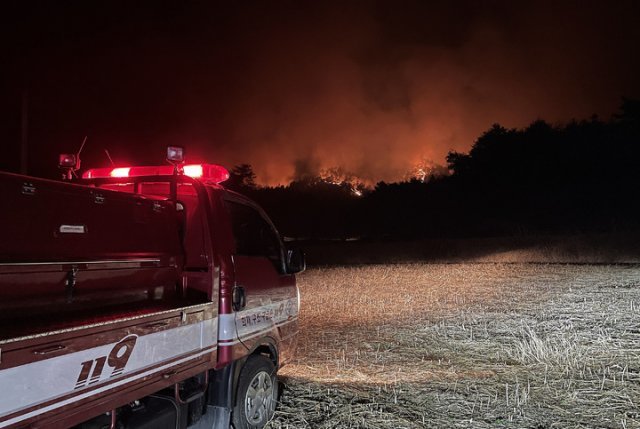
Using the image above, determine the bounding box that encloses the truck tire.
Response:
[232,355,278,429]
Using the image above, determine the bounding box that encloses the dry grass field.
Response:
[266,263,640,428]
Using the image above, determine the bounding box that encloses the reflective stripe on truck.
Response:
[0,318,217,428]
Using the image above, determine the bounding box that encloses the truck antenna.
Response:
[71,136,88,178]
[77,136,88,159]
[104,149,115,167]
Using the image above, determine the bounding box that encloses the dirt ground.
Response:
[266,263,640,428]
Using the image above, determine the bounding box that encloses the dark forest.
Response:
[226,98,640,241]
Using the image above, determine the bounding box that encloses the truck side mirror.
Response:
[286,248,306,274]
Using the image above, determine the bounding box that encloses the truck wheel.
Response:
[232,355,278,429]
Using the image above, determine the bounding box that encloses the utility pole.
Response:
[20,89,28,175]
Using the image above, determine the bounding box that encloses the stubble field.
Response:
[266,263,640,428]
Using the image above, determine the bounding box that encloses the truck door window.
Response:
[227,202,284,272]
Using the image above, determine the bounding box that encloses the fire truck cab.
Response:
[0,148,304,429]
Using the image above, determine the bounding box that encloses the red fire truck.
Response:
[0,147,305,429]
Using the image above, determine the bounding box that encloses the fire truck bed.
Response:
[0,297,210,343]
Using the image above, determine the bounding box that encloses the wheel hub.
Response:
[244,370,274,425]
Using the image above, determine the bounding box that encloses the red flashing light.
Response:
[110,167,131,177]
[183,164,203,178]
[82,164,229,183]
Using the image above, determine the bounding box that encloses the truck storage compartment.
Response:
[0,172,184,331]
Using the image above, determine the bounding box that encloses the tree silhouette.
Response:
[237,97,640,239]
[226,164,257,193]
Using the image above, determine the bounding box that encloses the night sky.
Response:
[2,1,639,184]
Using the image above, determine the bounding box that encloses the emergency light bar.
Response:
[82,164,230,183]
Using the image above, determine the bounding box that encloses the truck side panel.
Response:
[0,304,217,429]
[226,256,299,366]
[214,194,300,368]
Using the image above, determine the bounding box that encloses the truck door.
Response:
[224,200,298,352]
